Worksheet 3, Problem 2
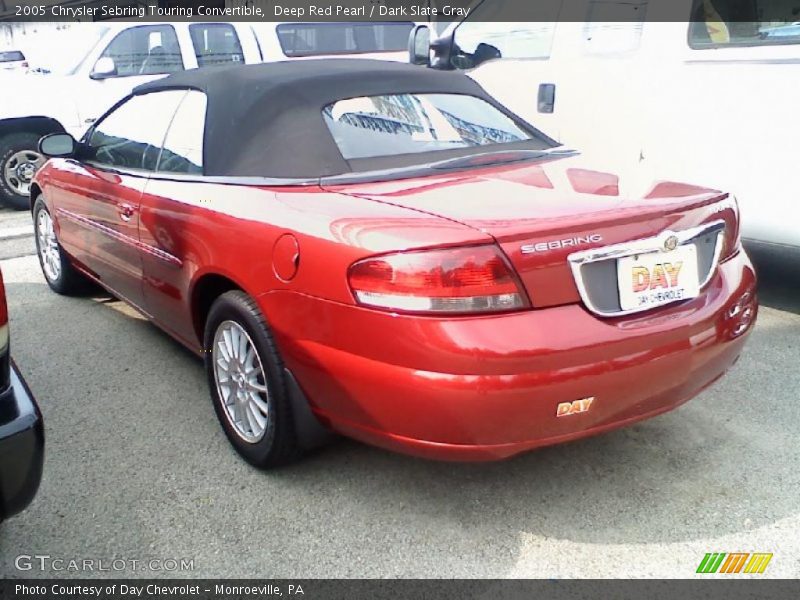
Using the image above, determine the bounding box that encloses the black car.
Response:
[0,266,43,521]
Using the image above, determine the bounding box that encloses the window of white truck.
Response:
[99,25,183,77]
[189,23,245,67]
[275,22,414,57]
[689,0,800,47]
[582,0,649,55]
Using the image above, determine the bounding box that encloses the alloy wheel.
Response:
[36,208,61,283]
[212,320,270,443]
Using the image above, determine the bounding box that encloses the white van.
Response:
[411,0,800,250]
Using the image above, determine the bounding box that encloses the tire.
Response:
[0,132,46,210]
[33,196,86,295]
[204,290,301,468]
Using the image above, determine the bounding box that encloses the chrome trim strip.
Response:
[79,161,320,187]
[56,208,183,268]
[567,220,726,318]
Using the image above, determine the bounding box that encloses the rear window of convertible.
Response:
[322,94,533,160]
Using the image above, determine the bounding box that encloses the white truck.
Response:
[0,20,414,209]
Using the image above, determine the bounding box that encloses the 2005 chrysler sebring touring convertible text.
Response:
[30,60,757,467]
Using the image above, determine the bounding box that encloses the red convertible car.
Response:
[31,60,756,467]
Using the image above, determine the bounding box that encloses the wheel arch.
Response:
[0,117,66,140]
[191,270,332,452]
[190,272,245,348]
[29,183,42,211]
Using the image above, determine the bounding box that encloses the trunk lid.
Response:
[323,156,735,309]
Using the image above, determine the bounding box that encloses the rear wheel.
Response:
[204,291,301,468]
[33,196,86,295]
[0,132,45,210]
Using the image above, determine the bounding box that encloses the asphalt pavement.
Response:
[0,207,798,578]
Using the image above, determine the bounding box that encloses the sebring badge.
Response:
[521,234,603,254]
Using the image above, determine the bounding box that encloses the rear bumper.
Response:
[0,362,44,520]
[262,250,757,461]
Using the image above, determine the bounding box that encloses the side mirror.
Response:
[408,25,431,66]
[39,133,77,158]
[90,56,117,80]
[429,32,457,70]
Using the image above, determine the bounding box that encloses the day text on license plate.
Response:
[617,245,699,311]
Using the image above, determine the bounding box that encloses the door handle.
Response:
[538,83,556,114]
[118,203,135,221]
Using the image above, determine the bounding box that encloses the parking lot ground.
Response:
[0,210,798,578]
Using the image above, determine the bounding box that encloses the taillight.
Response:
[348,244,529,314]
[719,194,742,260]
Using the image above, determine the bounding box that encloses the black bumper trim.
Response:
[0,361,44,521]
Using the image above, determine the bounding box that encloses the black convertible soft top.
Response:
[133,59,555,179]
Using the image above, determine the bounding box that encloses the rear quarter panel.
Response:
[137,178,491,348]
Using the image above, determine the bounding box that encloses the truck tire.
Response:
[0,132,46,210]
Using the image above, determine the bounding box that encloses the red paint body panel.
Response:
[33,153,757,461]
[48,162,146,306]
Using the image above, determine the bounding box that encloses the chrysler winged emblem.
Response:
[663,234,680,252]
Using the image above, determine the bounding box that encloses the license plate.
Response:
[617,245,699,312]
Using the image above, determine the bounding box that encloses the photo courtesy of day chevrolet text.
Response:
[14,583,305,598]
